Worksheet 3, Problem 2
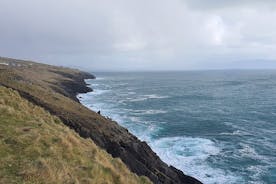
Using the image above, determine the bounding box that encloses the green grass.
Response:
[0,86,151,184]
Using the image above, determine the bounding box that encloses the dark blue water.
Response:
[78,71,276,184]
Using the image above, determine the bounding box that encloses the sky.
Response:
[1,0,276,71]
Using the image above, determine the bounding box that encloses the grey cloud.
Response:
[183,0,276,10]
[0,0,276,71]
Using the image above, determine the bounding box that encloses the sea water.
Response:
[77,70,276,184]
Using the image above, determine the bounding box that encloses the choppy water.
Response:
[77,71,276,184]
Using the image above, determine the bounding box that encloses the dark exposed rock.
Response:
[52,71,95,102]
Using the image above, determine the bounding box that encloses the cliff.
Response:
[0,57,202,184]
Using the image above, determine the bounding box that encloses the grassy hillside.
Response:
[0,86,151,184]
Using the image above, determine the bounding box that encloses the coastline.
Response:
[0,57,202,184]
[78,77,203,184]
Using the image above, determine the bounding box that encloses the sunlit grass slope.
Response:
[0,86,151,184]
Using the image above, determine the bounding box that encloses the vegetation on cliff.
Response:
[0,86,151,184]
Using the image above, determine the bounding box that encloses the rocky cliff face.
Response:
[0,57,202,184]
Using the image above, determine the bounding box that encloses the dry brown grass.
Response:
[0,86,151,184]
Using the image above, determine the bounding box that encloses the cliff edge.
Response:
[0,57,202,184]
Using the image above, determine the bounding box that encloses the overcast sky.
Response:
[1,0,276,71]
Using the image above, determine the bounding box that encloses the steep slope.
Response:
[0,86,151,184]
[0,57,202,184]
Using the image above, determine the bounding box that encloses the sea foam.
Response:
[149,136,240,184]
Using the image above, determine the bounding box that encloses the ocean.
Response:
[77,70,276,184]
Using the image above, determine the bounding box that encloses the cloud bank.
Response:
[0,0,276,71]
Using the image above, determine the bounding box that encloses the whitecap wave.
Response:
[128,94,169,102]
[238,143,266,161]
[149,136,241,184]
[219,130,251,136]
[95,77,105,80]
[128,97,148,102]
[127,91,136,95]
[247,165,268,183]
[92,89,110,95]
[131,109,167,115]
[143,94,169,99]
[91,83,99,87]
